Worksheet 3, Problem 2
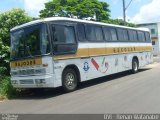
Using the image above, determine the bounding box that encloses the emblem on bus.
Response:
[83,62,90,71]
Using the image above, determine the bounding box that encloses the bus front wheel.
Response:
[62,68,78,92]
[132,58,139,73]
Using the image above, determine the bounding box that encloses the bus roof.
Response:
[11,17,149,32]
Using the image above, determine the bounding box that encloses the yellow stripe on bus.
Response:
[10,46,152,67]
[53,46,152,60]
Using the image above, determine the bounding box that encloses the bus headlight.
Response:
[11,71,18,76]
[34,68,46,74]
[35,79,45,84]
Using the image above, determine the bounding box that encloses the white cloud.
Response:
[132,0,160,23]
[24,0,50,17]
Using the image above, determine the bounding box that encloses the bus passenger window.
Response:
[138,31,145,42]
[117,28,129,41]
[145,32,151,42]
[86,25,104,42]
[128,30,138,42]
[95,26,104,41]
[117,28,124,41]
[86,25,96,41]
[123,29,129,41]
[103,27,111,41]
[110,28,118,41]
[77,24,86,41]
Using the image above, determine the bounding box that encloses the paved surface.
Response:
[154,56,160,63]
[0,61,160,113]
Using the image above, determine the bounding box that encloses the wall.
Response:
[138,23,160,55]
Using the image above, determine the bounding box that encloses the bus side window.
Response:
[138,31,145,42]
[51,25,77,54]
[77,23,86,42]
[103,27,111,41]
[128,30,138,42]
[94,26,104,41]
[110,27,118,41]
[86,24,96,41]
[123,29,129,41]
[133,31,138,41]
[86,25,104,42]
[117,28,124,41]
[128,30,133,41]
[145,32,151,43]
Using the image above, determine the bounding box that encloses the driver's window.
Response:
[51,24,77,54]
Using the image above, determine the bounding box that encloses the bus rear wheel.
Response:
[62,68,78,92]
[132,58,139,73]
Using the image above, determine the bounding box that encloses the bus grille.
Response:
[19,79,34,84]
[11,68,46,76]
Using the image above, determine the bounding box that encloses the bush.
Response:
[0,9,32,75]
[0,67,7,78]
[0,76,17,100]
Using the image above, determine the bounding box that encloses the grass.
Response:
[0,76,17,100]
[0,76,33,100]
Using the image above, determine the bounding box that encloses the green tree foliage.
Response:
[39,0,135,27]
[39,0,110,21]
[0,8,32,75]
[0,76,16,99]
[103,19,136,27]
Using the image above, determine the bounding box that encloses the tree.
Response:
[102,19,136,27]
[0,8,32,75]
[39,0,136,27]
[39,0,110,21]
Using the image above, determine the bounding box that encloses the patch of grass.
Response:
[0,76,17,100]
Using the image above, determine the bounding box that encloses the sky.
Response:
[0,0,160,24]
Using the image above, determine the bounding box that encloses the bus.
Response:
[10,17,153,92]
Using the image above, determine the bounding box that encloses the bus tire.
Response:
[132,58,139,73]
[62,68,78,92]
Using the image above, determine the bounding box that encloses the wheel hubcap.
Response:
[65,73,75,88]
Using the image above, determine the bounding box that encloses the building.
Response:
[137,23,160,56]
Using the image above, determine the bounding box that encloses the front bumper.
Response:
[11,74,55,88]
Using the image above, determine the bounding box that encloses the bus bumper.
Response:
[11,74,56,88]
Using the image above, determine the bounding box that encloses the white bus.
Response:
[10,17,153,92]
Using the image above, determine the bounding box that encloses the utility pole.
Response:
[122,0,126,25]
[122,0,133,25]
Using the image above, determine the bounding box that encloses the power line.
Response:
[125,0,133,10]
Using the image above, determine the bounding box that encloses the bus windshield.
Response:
[11,23,50,60]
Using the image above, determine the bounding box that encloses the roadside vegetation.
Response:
[0,0,135,100]
[0,76,16,100]
[0,9,31,100]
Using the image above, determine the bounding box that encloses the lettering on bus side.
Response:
[113,47,136,53]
